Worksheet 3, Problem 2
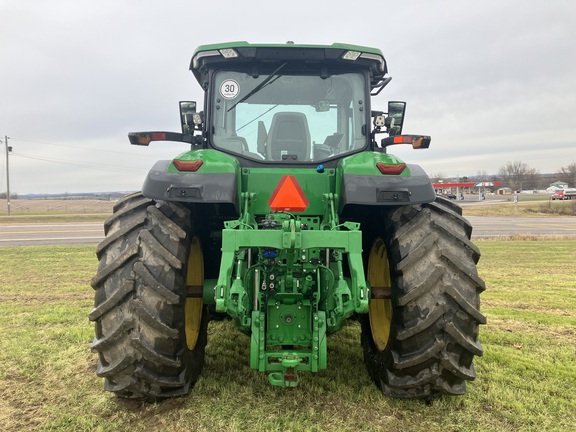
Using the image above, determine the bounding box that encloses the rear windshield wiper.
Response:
[227,63,286,112]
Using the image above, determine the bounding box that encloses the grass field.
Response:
[462,199,576,217]
[1,197,575,222]
[0,240,575,431]
[0,199,114,224]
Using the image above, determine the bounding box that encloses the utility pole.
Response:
[3,136,11,216]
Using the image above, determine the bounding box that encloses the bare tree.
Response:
[558,162,576,187]
[429,172,446,183]
[498,161,540,191]
[475,170,489,181]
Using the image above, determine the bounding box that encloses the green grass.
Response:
[1,241,575,431]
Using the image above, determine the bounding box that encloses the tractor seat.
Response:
[267,112,311,161]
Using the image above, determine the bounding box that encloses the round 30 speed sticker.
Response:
[220,79,240,99]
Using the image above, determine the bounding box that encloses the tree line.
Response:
[431,161,576,192]
[498,161,576,191]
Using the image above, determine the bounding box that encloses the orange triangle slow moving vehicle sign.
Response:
[268,175,309,212]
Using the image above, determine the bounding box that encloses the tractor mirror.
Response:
[387,101,406,136]
[179,101,198,135]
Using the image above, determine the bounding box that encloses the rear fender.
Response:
[337,152,435,210]
[142,149,240,207]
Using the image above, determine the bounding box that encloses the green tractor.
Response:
[90,42,485,400]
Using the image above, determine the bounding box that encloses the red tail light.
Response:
[376,162,406,175]
[173,159,203,172]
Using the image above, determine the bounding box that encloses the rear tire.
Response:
[90,192,208,399]
[361,197,486,400]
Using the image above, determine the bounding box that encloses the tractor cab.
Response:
[131,42,430,162]
[181,42,412,165]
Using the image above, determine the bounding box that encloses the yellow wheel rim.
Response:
[185,236,203,350]
[368,237,393,352]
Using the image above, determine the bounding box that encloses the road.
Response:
[0,222,104,247]
[1,217,575,247]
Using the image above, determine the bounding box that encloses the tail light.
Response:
[376,162,406,175]
[173,159,203,172]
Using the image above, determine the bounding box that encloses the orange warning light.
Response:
[268,175,309,212]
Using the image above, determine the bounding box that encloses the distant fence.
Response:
[0,199,116,215]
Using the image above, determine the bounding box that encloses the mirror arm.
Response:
[380,134,431,150]
[128,131,195,146]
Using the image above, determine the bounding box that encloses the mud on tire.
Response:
[89,192,208,399]
[361,196,486,400]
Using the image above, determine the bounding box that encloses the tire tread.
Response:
[361,197,485,399]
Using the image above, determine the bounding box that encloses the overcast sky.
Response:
[1,0,575,194]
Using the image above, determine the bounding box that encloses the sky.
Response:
[1,0,575,194]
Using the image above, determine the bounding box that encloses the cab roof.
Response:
[190,41,388,88]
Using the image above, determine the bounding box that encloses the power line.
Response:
[9,137,165,159]
[12,152,147,174]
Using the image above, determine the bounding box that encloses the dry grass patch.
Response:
[463,200,576,217]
